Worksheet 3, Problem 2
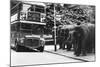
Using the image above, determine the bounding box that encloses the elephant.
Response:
[72,23,95,56]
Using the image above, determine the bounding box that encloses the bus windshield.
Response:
[19,3,46,22]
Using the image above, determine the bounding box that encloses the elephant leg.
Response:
[60,38,65,49]
[67,42,72,51]
[87,35,93,53]
[76,45,81,56]
[73,40,79,56]
[62,42,66,50]
[73,40,77,55]
[74,40,81,56]
[59,41,63,49]
[81,49,86,56]
[59,42,62,49]
[81,40,87,56]
[93,40,95,53]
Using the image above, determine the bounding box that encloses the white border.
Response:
[0,0,98,67]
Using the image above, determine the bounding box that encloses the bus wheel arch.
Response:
[15,39,20,52]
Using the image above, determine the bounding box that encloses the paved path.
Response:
[44,45,95,62]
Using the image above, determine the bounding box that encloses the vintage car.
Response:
[13,34,45,52]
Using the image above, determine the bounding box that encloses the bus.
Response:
[11,2,47,52]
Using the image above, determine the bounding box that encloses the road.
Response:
[11,48,82,67]
[11,45,95,67]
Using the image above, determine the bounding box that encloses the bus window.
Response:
[21,23,32,29]
[21,29,32,34]
[11,24,16,31]
[35,8,44,13]
[35,5,44,9]
[27,12,40,22]
[35,5,45,13]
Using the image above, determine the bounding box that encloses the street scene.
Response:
[10,0,95,67]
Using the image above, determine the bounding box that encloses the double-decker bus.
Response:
[11,1,47,52]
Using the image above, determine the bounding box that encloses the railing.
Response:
[20,11,46,23]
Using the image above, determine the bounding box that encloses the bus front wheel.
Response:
[37,46,44,52]
[15,41,20,52]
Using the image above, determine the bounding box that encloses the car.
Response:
[12,34,45,52]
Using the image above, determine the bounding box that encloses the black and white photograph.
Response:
[10,0,95,67]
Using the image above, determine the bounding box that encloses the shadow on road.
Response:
[11,46,38,52]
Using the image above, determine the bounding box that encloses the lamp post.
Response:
[54,4,57,51]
